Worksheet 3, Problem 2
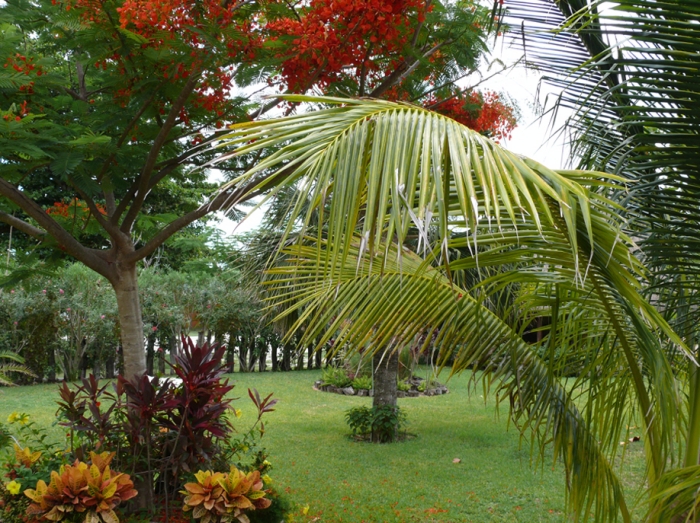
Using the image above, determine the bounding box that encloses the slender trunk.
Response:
[373,349,399,409]
[197,330,205,347]
[113,264,146,381]
[282,343,292,371]
[238,335,248,372]
[271,341,279,372]
[226,332,235,373]
[248,338,258,372]
[48,345,56,382]
[105,351,115,379]
[314,346,322,369]
[206,330,212,346]
[295,347,304,370]
[146,332,156,375]
[158,341,166,375]
[258,340,268,372]
[372,349,399,443]
[307,345,313,370]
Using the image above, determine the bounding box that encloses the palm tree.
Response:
[494,0,700,519]
[210,95,690,521]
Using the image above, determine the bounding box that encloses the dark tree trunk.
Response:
[315,346,322,369]
[282,343,292,371]
[238,335,249,372]
[271,341,279,372]
[48,346,57,382]
[248,338,258,372]
[372,349,400,442]
[258,339,268,372]
[146,332,156,375]
[206,330,213,346]
[105,353,115,380]
[307,345,313,370]
[226,332,236,372]
[157,339,166,375]
[197,330,205,347]
[295,347,304,370]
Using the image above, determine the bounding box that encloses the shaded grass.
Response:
[0,369,648,522]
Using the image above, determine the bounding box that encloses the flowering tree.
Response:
[0,0,515,380]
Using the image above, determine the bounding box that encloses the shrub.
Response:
[345,405,408,443]
[321,367,352,388]
[24,451,137,523]
[397,379,410,392]
[350,376,372,391]
[181,466,271,523]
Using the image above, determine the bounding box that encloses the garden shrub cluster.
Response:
[0,338,290,523]
[345,405,408,443]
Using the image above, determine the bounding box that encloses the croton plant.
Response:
[181,467,270,523]
[24,451,137,523]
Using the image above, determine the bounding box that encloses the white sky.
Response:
[213,40,569,238]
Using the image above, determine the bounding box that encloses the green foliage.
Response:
[321,367,352,388]
[397,379,410,392]
[350,376,372,391]
[345,405,407,443]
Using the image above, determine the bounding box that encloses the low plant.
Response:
[345,405,408,443]
[350,376,372,391]
[181,466,271,523]
[396,379,410,392]
[320,367,352,388]
[24,451,137,523]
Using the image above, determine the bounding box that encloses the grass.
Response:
[0,368,648,523]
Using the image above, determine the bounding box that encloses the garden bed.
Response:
[313,376,448,398]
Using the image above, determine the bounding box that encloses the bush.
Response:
[345,405,408,443]
[24,451,137,523]
[321,367,352,388]
[351,375,372,390]
[397,379,410,392]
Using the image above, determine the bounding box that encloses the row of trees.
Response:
[0,261,334,382]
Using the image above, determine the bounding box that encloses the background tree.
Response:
[1,0,515,380]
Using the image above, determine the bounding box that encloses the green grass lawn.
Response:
[0,369,647,523]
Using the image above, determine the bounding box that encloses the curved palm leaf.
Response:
[0,350,34,386]
[214,95,687,521]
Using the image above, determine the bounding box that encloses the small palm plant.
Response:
[0,351,33,386]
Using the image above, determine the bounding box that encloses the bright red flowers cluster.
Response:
[267,0,428,91]
[427,91,517,141]
[46,199,107,219]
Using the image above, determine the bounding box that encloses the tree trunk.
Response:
[372,349,399,442]
[248,338,258,372]
[282,343,292,371]
[295,347,304,370]
[48,346,57,382]
[113,264,146,381]
[271,341,279,372]
[146,332,156,375]
[238,335,249,372]
[258,339,268,372]
[105,352,115,379]
[157,340,166,375]
[373,349,399,409]
[315,346,322,369]
[307,345,313,370]
[197,330,205,347]
[226,332,236,372]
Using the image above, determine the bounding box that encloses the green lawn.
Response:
[0,369,647,522]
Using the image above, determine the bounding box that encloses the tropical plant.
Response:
[0,350,32,386]
[211,95,689,521]
[495,0,700,520]
[181,467,270,523]
[24,451,137,523]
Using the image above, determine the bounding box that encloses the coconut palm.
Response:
[495,0,700,519]
[210,95,692,521]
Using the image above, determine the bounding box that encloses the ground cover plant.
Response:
[0,369,649,522]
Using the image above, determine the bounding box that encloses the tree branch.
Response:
[0,178,113,279]
[127,165,297,263]
[0,212,45,239]
[120,71,202,233]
